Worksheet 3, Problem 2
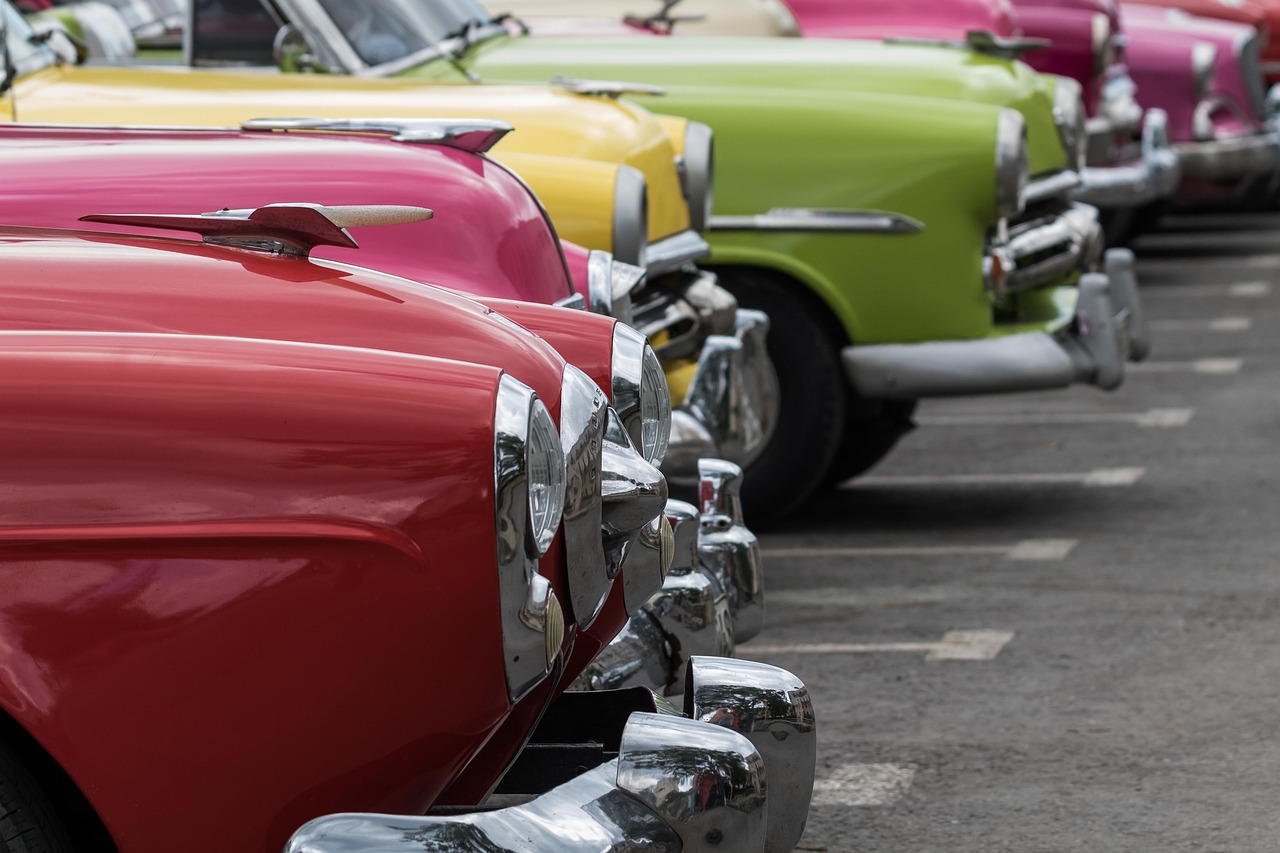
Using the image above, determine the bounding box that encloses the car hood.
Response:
[461,34,1067,174]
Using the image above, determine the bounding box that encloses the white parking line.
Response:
[1129,358,1242,374]
[1148,317,1252,332]
[811,763,916,807]
[763,538,1076,561]
[748,629,1015,661]
[917,408,1194,428]
[1245,254,1280,269]
[1145,281,1271,298]
[850,467,1144,488]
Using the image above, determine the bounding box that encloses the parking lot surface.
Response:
[741,212,1280,853]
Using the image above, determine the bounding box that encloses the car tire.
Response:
[0,741,73,853]
[713,266,847,525]
[820,397,917,489]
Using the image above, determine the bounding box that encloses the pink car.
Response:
[1123,4,1280,207]
[783,0,1178,234]
[1011,0,1180,234]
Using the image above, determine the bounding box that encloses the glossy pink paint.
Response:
[782,0,1018,40]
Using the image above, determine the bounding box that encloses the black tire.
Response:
[713,266,847,525]
[820,397,917,489]
[0,741,73,853]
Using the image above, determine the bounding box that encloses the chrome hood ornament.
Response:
[80,203,433,257]
[241,117,514,153]
[552,75,666,98]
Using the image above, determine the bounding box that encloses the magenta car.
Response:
[1011,0,1179,236]
[781,0,1178,236]
[1122,3,1280,207]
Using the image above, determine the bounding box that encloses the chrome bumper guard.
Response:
[1075,109,1182,208]
[575,460,765,695]
[288,658,813,853]
[285,713,768,853]
[1174,128,1280,182]
[999,202,1102,295]
[652,290,780,480]
[844,247,1146,399]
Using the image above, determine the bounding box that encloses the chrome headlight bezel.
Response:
[1091,13,1116,76]
[995,109,1029,219]
[1192,41,1219,103]
[680,121,715,233]
[587,249,647,326]
[1053,76,1089,173]
[612,165,650,267]
[611,322,673,467]
[494,374,567,701]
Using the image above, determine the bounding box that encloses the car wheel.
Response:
[713,267,847,525]
[0,741,73,853]
[821,397,917,489]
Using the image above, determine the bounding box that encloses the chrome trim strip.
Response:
[1024,170,1083,205]
[709,208,923,234]
[240,117,515,153]
[643,229,710,275]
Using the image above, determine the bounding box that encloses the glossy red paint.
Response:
[0,124,578,305]
[0,331,510,853]
[0,228,633,848]
[782,0,1018,40]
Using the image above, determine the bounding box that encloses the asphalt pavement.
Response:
[739,211,1280,853]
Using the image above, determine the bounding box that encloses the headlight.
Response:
[1192,42,1218,102]
[613,165,649,266]
[612,322,673,466]
[1053,77,1088,173]
[681,121,715,232]
[587,249,647,326]
[995,109,1029,219]
[494,374,567,700]
[1091,13,1116,76]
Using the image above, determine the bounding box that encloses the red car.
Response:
[0,210,815,852]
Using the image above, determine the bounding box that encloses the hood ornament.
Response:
[623,0,706,34]
[551,75,666,98]
[886,30,1051,60]
[80,203,433,257]
[241,117,514,153]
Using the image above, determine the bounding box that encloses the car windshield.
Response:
[1,1,59,78]
[312,0,498,67]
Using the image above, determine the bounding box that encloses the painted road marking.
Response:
[1245,254,1280,269]
[763,538,1076,562]
[850,467,1144,488]
[1149,282,1272,298]
[748,629,1015,661]
[1148,317,1251,332]
[811,763,916,807]
[1129,358,1242,374]
[917,408,1194,429]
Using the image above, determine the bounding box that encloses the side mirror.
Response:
[272,23,324,72]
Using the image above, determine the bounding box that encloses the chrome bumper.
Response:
[1174,129,1280,182]
[287,658,815,853]
[575,460,765,695]
[843,248,1147,399]
[1075,109,1182,208]
[644,275,779,480]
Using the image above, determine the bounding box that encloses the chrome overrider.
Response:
[1075,108,1183,209]
[845,200,1150,399]
[284,658,814,853]
[573,459,764,696]
[619,262,780,481]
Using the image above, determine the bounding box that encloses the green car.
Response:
[190,0,1147,518]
